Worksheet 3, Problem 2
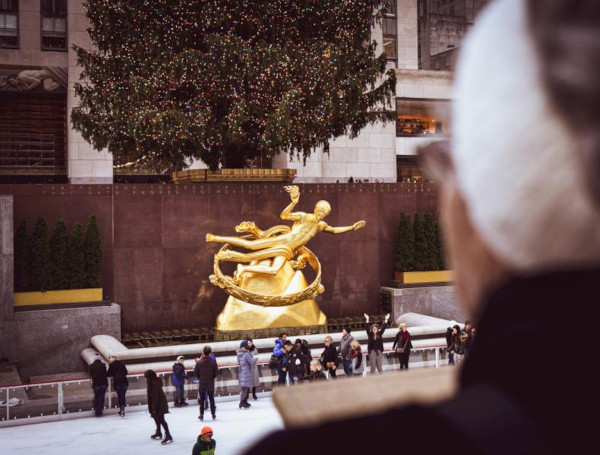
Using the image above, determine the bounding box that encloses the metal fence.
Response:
[0,344,449,427]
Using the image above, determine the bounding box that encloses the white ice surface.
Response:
[1,396,283,455]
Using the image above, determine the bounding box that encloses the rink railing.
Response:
[0,343,449,427]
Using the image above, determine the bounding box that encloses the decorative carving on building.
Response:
[0,67,67,92]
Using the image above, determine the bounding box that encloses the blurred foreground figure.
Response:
[245,0,599,452]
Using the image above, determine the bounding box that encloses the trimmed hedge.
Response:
[14,216,102,292]
[395,212,447,272]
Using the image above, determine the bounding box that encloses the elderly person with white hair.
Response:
[245,0,598,453]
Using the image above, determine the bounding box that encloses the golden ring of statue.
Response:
[209,242,325,307]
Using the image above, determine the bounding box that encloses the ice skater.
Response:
[144,370,173,445]
[236,340,258,409]
[194,346,218,421]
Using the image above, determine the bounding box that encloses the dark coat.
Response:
[193,355,218,386]
[146,377,169,417]
[192,436,216,455]
[172,362,187,386]
[338,334,354,360]
[366,323,387,353]
[106,360,128,386]
[320,344,339,368]
[243,268,598,454]
[308,371,327,382]
[89,359,108,387]
[285,347,304,377]
[392,331,413,351]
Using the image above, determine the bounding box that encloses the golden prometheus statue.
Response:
[206,185,366,331]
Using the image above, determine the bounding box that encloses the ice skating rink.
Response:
[1,395,283,455]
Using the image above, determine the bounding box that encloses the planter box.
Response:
[14,288,103,307]
[171,168,296,183]
[394,270,453,284]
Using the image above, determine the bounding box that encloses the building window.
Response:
[0,0,18,48]
[396,98,451,137]
[397,156,426,183]
[383,2,397,65]
[41,0,67,51]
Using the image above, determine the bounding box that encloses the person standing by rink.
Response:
[273,332,288,385]
[106,355,128,416]
[172,355,188,407]
[445,327,455,364]
[462,320,474,358]
[237,340,258,409]
[320,335,338,379]
[392,323,413,370]
[194,346,218,421]
[350,340,364,376]
[450,324,464,364]
[364,313,390,374]
[145,370,173,445]
[246,338,261,400]
[338,326,354,377]
[89,354,107,417]
[286,340,304,384]
[192,426,216,455]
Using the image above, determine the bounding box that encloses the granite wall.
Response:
[0,196,15,360]
[383,285,467,324]
[8,304,121,378]
[0,183,440,333]
[0,195,122,377]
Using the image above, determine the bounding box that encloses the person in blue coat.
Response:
[172,355,188,407]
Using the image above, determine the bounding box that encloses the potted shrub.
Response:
[14,216,104,307]
[394,212,452,284]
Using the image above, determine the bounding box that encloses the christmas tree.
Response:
[72,0,396,171]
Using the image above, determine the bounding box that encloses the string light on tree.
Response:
[72,0,396,172]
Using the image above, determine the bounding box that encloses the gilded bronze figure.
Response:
[206,185,365,330]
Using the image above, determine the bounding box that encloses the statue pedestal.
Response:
[213,260,327,339]
[214,298,327,341]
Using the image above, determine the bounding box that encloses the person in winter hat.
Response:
[172,355,188,407]
[194,346,218,421]
[192,426,216,455]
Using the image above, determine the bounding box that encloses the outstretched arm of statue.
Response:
[280,185,302,221]
[323,220,366,234]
